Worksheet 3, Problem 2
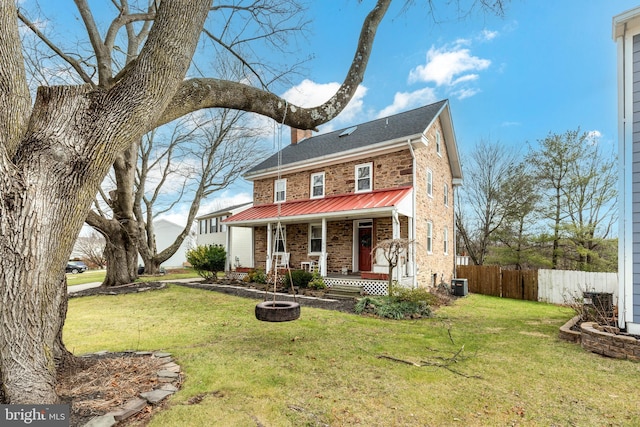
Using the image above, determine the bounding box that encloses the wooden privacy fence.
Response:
[456,265,539,301]
[456,266,617,304]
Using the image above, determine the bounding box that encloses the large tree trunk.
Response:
[102,226,139,287]
[0,86,111,404]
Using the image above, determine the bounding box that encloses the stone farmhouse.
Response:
[224,100,462,293]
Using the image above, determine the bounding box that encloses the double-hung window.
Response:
[426,221,433,254]
[436,130,442,156]
[309,224,323,254]
[443,227,449,255]
[310,172,325,198]
[356,163,372,193]
[274,178,286,203]
[426,169,433,198]
[444,183,449,207]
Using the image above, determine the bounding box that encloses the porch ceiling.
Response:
[223,186,413,226]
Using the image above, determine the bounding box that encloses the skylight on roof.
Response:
[339,126,357,137]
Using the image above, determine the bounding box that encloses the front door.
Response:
[358,226,372,272]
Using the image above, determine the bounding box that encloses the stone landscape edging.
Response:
[81,351,181,427]
[558,316,640,361]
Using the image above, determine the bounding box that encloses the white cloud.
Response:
[479,29,499,42]
[281,79,368,132]
[451,87,480,100]
[408,44,490,87]
[376,87,438,118]
[586,130,602,145]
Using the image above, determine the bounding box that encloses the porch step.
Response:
[325,284,364,299]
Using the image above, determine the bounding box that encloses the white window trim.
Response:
[308,223,323,255]
[443,226,449,255]
[426,221,433,254]
[436,129,442,157]
[310,172,325,199]
[444,183,449,207]
[274,178,287,203]
[355,162,373,193]
[426,168,433,198]
[272,225,287,254]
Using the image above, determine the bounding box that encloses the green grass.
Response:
[66,269,200,286]
[64,287,640,426]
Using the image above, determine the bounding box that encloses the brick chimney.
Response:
[290,128,312,145]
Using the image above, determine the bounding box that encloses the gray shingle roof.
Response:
[247,100,448,175]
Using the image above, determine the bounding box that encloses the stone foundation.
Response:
[559,317,640,361]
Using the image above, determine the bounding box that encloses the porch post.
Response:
[321,217,327,276]
[226,225,232,271]
[408,217,416,287]
[266,222,273,273]
[392,210,401,283]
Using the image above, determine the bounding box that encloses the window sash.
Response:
[426,169,433,197]
[356,163,372,192]
[309,224,323,253]
[275,179,286,202]
[426,222,433,253]
[311,173,324,198]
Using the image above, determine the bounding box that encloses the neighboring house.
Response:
[148,218,194,268]
[614,8,640,334]
[196,202,254,270]
[224,100,462,289]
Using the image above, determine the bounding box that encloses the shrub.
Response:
[186,244,226,281]
[286,269,313,288]
[308,273,326,290]
[355,289,433,319]
[246,269,267,284]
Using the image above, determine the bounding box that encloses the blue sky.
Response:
[211,0,640,215]
[202,1,636,218]
[25,1,632,224]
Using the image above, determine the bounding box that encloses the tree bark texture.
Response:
[0,0,391,404]
[0,0,212,403]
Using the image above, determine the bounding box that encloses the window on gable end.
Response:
[443,227,449,255]
[310,172,325,198]
[274,178,286,202]
[426,168,433,198]
[436,130,442,156]
[355,163,372,193]
[444,183,449,207]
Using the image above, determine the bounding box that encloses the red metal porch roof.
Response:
[224,186,412,225]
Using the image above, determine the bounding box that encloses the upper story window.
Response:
[444,183,449,207]
[274,178,286,203]
[356,162,372,193]
[426,168,433,198]
[436,129,442,156]
[310,172,325,199]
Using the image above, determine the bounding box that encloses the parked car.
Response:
[138,265,167,275]
[66,261,88,274]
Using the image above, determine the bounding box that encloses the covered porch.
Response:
[223,187,416,288]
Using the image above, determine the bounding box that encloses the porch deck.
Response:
[226,270,412,296]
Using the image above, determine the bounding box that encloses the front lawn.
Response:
[64,286,640,426]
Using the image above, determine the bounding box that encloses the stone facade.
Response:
[249,117,455,287]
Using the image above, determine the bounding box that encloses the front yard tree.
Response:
[0,0,391,404]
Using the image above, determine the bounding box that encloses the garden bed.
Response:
[559,316,640,361]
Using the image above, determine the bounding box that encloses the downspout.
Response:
[407,139,417,288]
[619,22,628,330]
